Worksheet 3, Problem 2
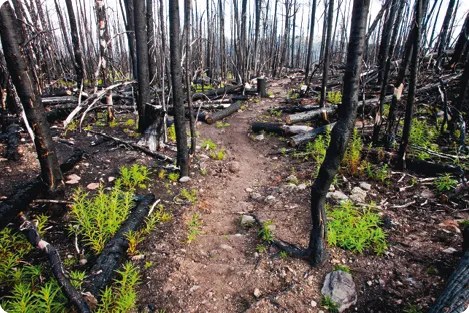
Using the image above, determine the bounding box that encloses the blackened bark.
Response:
[147,0,157,84]
[123,0,137,79]
[169,0,189,177]
[436,0,456,68]
[451,13,469,67]
[319,0,334,108]
[87,194,155,298]
[254,0,261,76]
[184,0,196,155]
[456,54,469,112]
[398,0,422,168]
[376,0,398,85]
[308,0,370,265]
[219,0,226,80]
[305,0,317,84]
[134,0,150,133]
[65,0,85,89]
[19,214,91,313]
[0,2,63,190]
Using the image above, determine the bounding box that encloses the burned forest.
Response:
[1,0,469,312]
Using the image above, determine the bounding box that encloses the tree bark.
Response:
[305,0,317,84]
[169,0,189,177]
[451,12,469,67]
[185,0,196,155]
[0,2,64,190]
[308,0,370,266]
[319,0,334,108]
[436,0,456,69]
[147,0,157,84]
[398,0,422,168]
[123,0,137,79]
[65,0,85,90]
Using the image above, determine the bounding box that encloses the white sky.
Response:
[44,0,469,52]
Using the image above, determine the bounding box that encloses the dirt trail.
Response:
[140,79,319,313]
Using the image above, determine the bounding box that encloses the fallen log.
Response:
[191,85,243,101]
[251,122,313,136]
[87,130,174,163]
[19,213,91,313]
[87,194,155,297]
[270,105,320,114]
[0,149,84,231]
[286,106,338,125]
[42,96,78,105]
[204,101,243,124]
[5,123,20,160]
[428,250,469,313]
[288,123,336,147]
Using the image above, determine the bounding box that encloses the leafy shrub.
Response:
[327,201,387,255]
[343,128,362,175]
[435,174,458,193]
[409,118,438,160]
[120,164,149,189]
[168,124,176,141]
[327,91,342,105]
[201,138,217,151]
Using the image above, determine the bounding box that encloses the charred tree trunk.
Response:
[451,12,469,67]
[169,0,189,177]
[185,0,196,155]
[305,0,317,84]
[219,0,226,80]
[65,0,85,90]
[398,0,422,168]
[436,0,456,69]
[147,0,157,84]
[254,0,261,76]
[135,0,150,133]
[0,2,63,190]
[319,0,334,108]
[307,0,370,265]
[123,0,137,79]
[456,55,469,112]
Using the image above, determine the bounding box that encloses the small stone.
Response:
[218,244,233,250]
[67,174,81,181]
[420,188,436,198]
[286,183,298,190]
[200,154,210,159]
[79,258,87,265]
[266,224,276,232]
[108,176,116,182]
[255,134,265,141]
[250,192,262,201]
[253,288,261,298]
[286,175,298,183]
[190,285,200,293]
[311,300,317,307]
[329,185,336,192]
[298,183,307,190]
[442,247,457,254]
[241,215,255,226]
[327,191,349,201]
[367,280,373,286]
[87,182,100,190]
[321,270,357,312]
[350,187,367,203]
[228,161,241,173]
[179,176,191,183]
[265,195,276,202]
[359,182,371,190]
[245,188,253,193]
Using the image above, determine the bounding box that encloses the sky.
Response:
[31,0,469,54]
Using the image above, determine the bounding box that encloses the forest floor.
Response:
[0,77,468,313]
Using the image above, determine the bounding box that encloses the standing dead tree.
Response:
[65,0,86,90]
[0,2,64,191]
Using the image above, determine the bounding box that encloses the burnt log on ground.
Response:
[42,96,79,105]
[0,149,84,231]
[87,130,174,163]
[286,106,338,125]
[251,122,313,136]
[5,123,20,160]
[288,123,337,147]
[191,85,243,101]
[428,250,469,313]
[87,194,155,297]
[19,214,91,313]
[270,105,320,114]
[203,101,243,124]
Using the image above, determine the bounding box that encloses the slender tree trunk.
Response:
[451,12,469,67]
[436,0,456,68]
[65,0,85,90]
[308,0,370,266]
[290,0,297,68]
[169,0,189,177]
[254,0,261,76]
[305,0,317,84]
[398,0,422,168]
[185,0,196,155]
[219,0,226,80]
[134,0,150,133]
[319,0,334,108]
[147,0,157,84]
[0,2,63,190]
[456,54,469,112]
[123,0,137,79]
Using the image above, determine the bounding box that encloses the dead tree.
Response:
[0,2,63,190]
[184,0,196,155]
[122,0,137,78]
[169,0,189,177]
[65,0,85,90]
[451,12,469,67]
[147,0,157,84]
[398,0,422,168]
[304,0,318,83]
[319,0,334,108]
[435,0,456,69]
[95,0,114,122]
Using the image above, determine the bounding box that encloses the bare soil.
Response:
[0,78,468,313]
